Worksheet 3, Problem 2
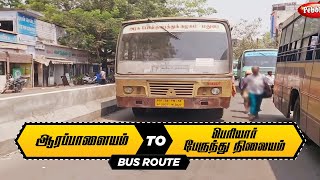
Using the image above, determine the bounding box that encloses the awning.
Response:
[8,52,32,64]
[34,56,73,66]
[73,61,89,64]
[47,57,73,65]
[0,51,7,62]
[34,55,50,66]
[51,60,73,65]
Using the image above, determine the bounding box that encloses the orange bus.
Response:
[274,12,320,146]
[115,17,234,118]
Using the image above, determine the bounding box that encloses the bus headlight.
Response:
[211,88,221,95]
[124,86,134,94]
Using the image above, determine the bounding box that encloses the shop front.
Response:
[73,62,90,76]
[0,40,33,88]
[34,55,73,86]
[35,43,90,87]
[0,52,7,90]
[7,52,33,87]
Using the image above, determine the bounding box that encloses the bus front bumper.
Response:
[116,96,231,109]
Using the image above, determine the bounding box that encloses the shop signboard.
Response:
[17,13,36,37]
[17,34,36,45]
[271,14,276,38]
[18,35,36,45]
[0,42,27,50]
[0,31,17,43]
[36,45,89,62]
[13,68,22,79]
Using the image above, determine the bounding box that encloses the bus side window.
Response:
[300,37,310,61]
[288,42,295,61]
[306,34,318,61]
[296,40,302,61]
[280,46,285,62]
[291,41,297,61]
[284,44,288,61]
[277,47,282,62]
[310,35,318,60]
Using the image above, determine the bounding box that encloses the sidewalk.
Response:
[0,83,117,156]
[0,84,109,99]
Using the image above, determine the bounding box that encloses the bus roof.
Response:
[122,17,230,26]
[280,12,301,29]
[243,49,278,53]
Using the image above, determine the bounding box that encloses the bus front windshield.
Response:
[117,21,230,74]
[243,51,278,67]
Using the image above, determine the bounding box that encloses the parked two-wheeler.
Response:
[1,74,27,94]
[82,74,97,84]
[106,75,115,84]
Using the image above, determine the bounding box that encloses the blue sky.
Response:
[206,0,307,33]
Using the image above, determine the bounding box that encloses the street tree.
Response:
[232,18,279,59]
[261,32,278,49]
[232,18,263,59]
[0,0,22,8]
[20,0,216,63]
[166,0,217,17]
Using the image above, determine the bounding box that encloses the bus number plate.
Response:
[155,99,185,108]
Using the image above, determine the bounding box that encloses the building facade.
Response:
[34,19,89,87]
[0,9,39,89]
[270,2,301,41]
[34,43,89,86]
[0,8,90,90]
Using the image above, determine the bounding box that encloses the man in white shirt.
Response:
[244,66,267,120]
[100,69,106,85]
[265,71,275,94]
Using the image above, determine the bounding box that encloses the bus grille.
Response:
[148,82,194,97]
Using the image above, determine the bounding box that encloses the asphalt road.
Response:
[1,94,320,180]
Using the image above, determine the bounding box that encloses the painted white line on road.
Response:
[0,84,114,101]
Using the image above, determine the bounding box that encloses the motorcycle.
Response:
[1,74,27,94]
[82,74,97,84]
[106,75,115,84]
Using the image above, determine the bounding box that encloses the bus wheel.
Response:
[293,97,311,142]
[293,97,300,125]
[132,108,146,117]
[213,108,224,119]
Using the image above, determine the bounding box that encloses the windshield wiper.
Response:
[147,18,180,40]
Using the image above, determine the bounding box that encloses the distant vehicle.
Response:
[233,60,238,79]
[274,12,320,147]
[115,17,234,118]
[237,49,278,80]
[82,74,97,84]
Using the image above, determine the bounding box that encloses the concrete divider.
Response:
[0,84,118,156]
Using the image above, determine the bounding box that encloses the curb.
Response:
[0,101,121,157]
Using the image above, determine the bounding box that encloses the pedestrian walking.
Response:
[100,69,106,85]
[240,70,252,114]
[265,71,275,94]
[244,66,270,121]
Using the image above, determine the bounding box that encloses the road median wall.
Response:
[0,84,118,156]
